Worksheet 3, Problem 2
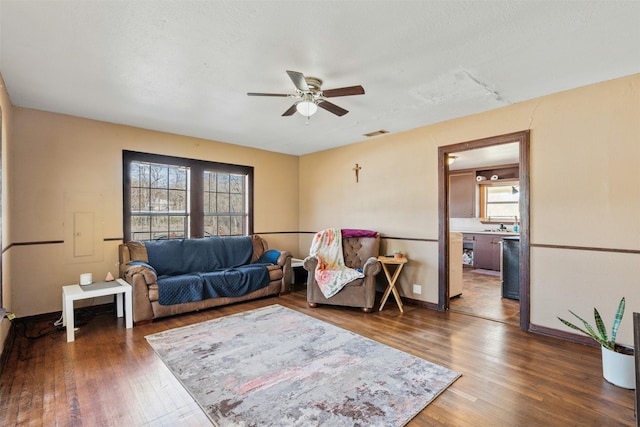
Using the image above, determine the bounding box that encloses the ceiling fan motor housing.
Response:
[304,77,323,93]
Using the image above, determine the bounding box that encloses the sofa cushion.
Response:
[157,274,203,305]
[194,236,254,270]
[200,264,270,299]
[145,239,186,276]
[127,241,149,262]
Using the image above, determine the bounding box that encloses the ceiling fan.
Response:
[247,70,365,117]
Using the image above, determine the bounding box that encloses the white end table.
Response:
[62,278,133,342]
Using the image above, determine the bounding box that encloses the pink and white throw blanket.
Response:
[310,228,364,299]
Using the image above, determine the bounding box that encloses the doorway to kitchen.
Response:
[437,131,530,330]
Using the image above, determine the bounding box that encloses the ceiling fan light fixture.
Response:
[296,94,318,117]
[296,100,318,116]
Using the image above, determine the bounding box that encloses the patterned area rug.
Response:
[146,305,461,426]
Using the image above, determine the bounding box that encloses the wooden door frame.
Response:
[438,130,531,331]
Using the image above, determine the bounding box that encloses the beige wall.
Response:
[300,74,640,345]
[0,73,14,357]
[3,71,639,347]
[9,109,299,317]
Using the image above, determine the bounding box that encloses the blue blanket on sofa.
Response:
[156,265,271,305]
[143,236,272,305]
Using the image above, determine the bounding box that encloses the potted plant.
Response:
[558,297,635,389]
[393,250,404,260]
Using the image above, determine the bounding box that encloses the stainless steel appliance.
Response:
[501,236,520,300]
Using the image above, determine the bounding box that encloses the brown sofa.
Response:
[119,235,292,323]
[304,231,381,312]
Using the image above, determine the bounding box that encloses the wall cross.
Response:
[353,163,362,183]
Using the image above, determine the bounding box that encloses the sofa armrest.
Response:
[123,264,158,285]
[303,255,318,272]
[122,263,157,324]
[277,250,293,293]
[362,256,382,276]
[276,250,292,267]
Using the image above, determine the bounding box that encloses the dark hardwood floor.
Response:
[0,290,635,426]
[449,268,520,326]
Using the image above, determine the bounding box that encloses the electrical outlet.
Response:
[412,284,422,295]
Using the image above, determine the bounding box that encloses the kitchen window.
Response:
[479,181,519,223]
[123,151,253,241]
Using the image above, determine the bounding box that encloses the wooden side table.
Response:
[378,256,408,313]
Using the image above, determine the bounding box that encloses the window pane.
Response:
[217,216,231,235]
[131,188,141,211]
[131,163,141,187]
[203,171,212,192]
[150,165,168,188]
[168,189,187,211]
[487,203,519,218]
[231,216,244,235]
[487,186,519,203]
[204,215,217,236]
[203,192,211,213]
[169,216,187,238]
[150,189,168,211]
[217,174,230,192]
[230,174,244,193]
[138,188,150,211]
[217,193,230,213]
[230,194,243,213]
[138,163,150,187]
[131,216,150,240]
[169,167,187,190]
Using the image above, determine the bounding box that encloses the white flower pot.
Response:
[601,345,635,389]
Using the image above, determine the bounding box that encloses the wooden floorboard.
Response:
[0,290,634,426]
[449,268,520,325]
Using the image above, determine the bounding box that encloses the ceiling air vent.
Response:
[363,129,389,138]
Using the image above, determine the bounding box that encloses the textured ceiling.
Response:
[1,1,639,156]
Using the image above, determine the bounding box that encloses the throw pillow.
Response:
[256,249,280,265]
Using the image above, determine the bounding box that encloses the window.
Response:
[203,171,247,236]
[479,181,520,222]
[123,151,253,241]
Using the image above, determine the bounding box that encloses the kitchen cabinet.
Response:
[449,172,475,218]
[472,234,502,271]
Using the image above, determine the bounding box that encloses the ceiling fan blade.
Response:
[322,85,365,97]
[318,100,348,116]
[286,70,309,92]
[281,104,297,116]
[247,92,290,97]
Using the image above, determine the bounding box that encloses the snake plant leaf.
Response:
[569,310,603,342]
[610,297,626,343]
[594,308,608,344]
[558,317,594,338]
